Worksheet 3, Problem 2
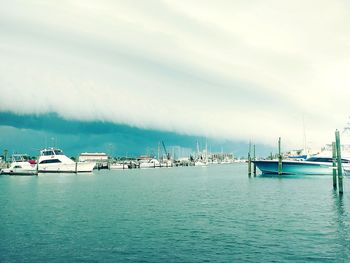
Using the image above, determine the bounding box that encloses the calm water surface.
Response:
[1,164,349,262]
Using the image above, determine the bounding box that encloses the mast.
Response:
[196,140,200,157]
[205,138,208,162]
[302,115,307,154]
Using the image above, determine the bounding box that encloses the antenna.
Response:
[302,115,307,152]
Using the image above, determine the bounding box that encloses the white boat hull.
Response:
[110,163,129,169]
[38,162,95,173]
[253,160,337,175]
[195,161,207,167]
[139,163,160,168]
[1,167,37,176]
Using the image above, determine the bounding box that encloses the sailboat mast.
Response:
[302,115,307,153]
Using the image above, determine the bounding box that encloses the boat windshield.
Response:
[12,155,29,162]
[42,150,55,156]
[41,149,63,156]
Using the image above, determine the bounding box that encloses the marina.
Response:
[0,144,241,175]
[1,1,350,262]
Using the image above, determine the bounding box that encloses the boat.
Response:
[194,140,208,166]
[0,154,38,175]
[160,160,173,167]
[109,162,129,169]
[38,148,95,173]
[194,158,208,166]
[139,159,160,168]
[253,144,350,175]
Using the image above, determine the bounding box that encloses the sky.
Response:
[1,0,350,156]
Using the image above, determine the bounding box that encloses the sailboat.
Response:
[194,140,208,166]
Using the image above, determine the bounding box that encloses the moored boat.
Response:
[0,154,37,176]
[253,145,350,175]
[194,159,208,166]
[109,162,129,169]
[139,159,160,168]
[38,148,95,173]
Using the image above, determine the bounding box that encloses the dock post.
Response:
[253,144,256,176]
[4,149,8,163]
[36,155,39,174]
[335,130,343,194]
[332,142,337,189]
[278,137,282,175]
[4,149,8,168]
[248,141,252,177]
[75,161,78,173]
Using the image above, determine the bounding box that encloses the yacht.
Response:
[0,154,37,175]
[253,144,350,175]
[38,148,95,173]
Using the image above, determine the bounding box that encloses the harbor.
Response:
[1,132,349,262]
[0,142,243,175]
[1,0,350,262]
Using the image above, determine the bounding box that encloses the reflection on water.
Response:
[332,192,350,260]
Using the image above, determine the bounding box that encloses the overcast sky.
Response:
[1,0,350,150]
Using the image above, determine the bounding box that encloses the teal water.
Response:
[1,164,349,262]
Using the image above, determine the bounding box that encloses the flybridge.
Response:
[40,148,64,156]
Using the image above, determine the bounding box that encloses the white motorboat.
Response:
[109,162,129,169]
[194,159,208,166]
[139,159,160,168]
[38,148,95,173]
[0,154,37,175]
[253,144,350,175]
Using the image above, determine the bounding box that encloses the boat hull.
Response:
[38,162,95,173]
[1,168,38,176]
[253,160,335,175]
[194,161,207,167]
[110,163,129,169]
[139,163,160,168]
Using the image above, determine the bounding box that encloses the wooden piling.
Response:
[332,142,337,189]
[248,142,252,177]
[335,130,343,194]
[278,137,282,175]
[253,144,256,176]
[36,155,39,173]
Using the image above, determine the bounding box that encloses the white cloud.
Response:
[1,0,350,150]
